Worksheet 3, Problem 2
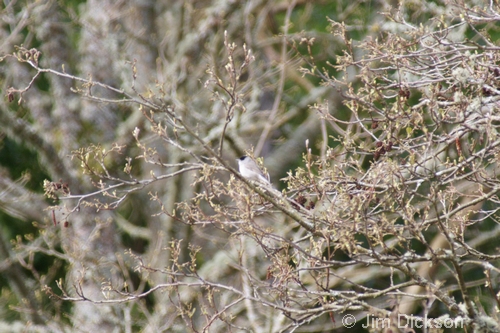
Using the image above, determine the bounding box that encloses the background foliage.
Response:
[1,0,500,332]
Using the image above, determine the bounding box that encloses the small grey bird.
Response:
[237,156,270,184]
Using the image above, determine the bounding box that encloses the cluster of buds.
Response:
[43,179,70,200]
[374,141,393,161]
[292,194,315,211]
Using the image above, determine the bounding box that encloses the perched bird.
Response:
[237,156,270,184]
